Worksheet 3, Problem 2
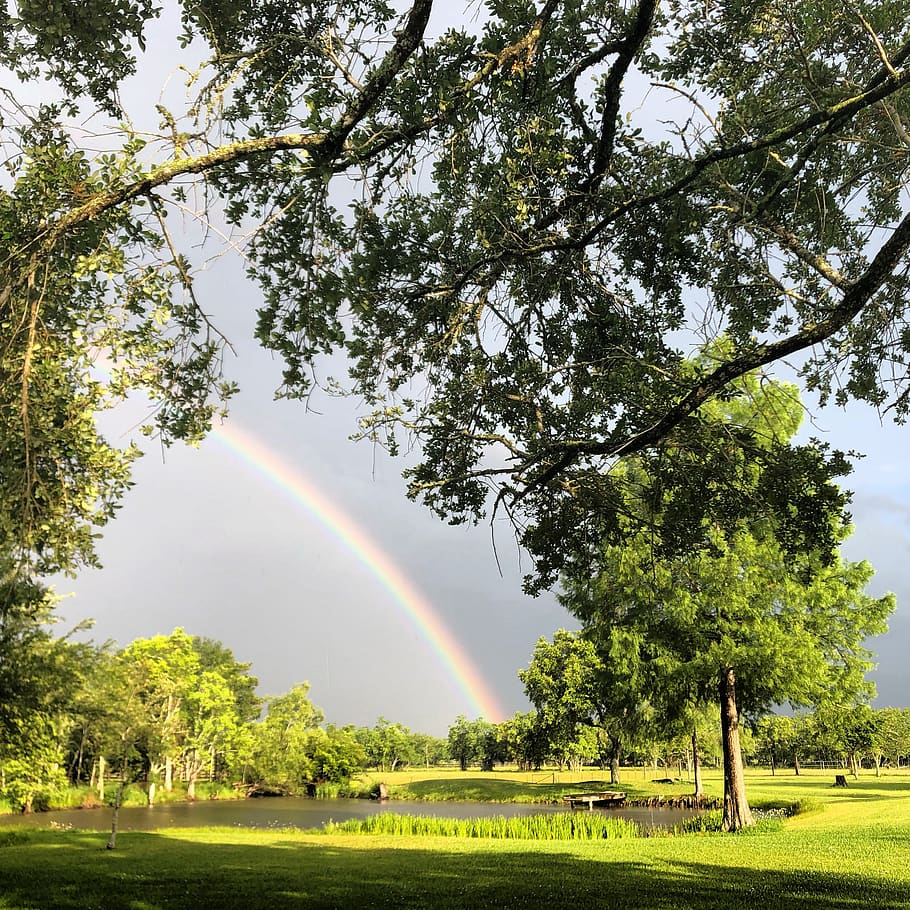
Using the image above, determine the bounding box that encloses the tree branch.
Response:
[548,208,910,472]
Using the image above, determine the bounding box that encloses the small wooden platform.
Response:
[562,791,627,810]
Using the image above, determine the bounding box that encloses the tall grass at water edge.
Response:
[321,811,641,839]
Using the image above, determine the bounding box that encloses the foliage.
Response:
[559,377,893,830]
[0,572,93,811]
[355,717,419,772]
[248,682,324,788]
[115,628,257,793]
[876,708,910,766]
[810,703,883,775]
[446,715,500,771]
[2,1,910,586]
[496,711,549,772]
[520,629,651,777]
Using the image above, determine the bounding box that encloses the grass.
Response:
[0,767,909,909]
[321,811,642,840]
[360,766,703,804]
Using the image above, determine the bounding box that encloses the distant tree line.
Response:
[0,578,459,812]
[2,574,904,815]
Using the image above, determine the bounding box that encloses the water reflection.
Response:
[0,798,699,832]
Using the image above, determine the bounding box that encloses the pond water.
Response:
[0,797,700,833]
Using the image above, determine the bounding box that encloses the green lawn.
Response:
[361,765,718,803]
[1,768,908,909]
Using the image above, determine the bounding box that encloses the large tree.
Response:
[2,1,910,578]
[562,510,893,829]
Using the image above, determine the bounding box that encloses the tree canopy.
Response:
[2,0,910,578]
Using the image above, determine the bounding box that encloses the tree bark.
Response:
[106,767,128,850]
[692,728,704,800]
[164,755,173,792]
[719,666,754,831]
[609,735,621,786]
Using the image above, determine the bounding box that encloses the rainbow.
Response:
[212,421,505,722]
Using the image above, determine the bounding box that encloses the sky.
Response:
[41,3,910,737]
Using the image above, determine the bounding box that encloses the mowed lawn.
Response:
[1,769,909,910]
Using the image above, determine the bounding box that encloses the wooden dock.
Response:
[562,791,627,810]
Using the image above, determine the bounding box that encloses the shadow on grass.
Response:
[756,776,909,790]
[0,829,908,910]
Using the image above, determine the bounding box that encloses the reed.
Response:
[320,811,641,840]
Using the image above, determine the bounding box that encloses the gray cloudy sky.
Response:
[46,3,910,737]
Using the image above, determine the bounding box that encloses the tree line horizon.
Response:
[1,601,905,818]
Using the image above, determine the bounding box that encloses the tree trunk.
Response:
[106,768,128,850]
[98,755,106,802]
[692,728,704,800]
[164,755,173,792]
[609,735,621,786]
[794,753,800,775]
[719,666,754,831]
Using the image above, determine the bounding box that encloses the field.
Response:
[1,767,909,909]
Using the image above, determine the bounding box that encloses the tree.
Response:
[520,632,597,772]
[355,718,419,773]
[3,2,910,585]
[447,715,479,771]
[180,670,240,799]
[308,726,366,783]
[876,708,910,768]
[753,715,799,776]
[410,732,449,768]
[191,637,261,727]
[249,682,334,790]
[812,702,883,777]
[114,629,257,797]
[0,570,94,812]
[119,629,199,792]
[558,368,893,829]
[497,712,549,772]
[567,526,891,828]
[520,629,647,781]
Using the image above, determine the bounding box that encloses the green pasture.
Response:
[360,765,720,803]
[1,768,909,909]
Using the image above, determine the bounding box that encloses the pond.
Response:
[0,797,700,832]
